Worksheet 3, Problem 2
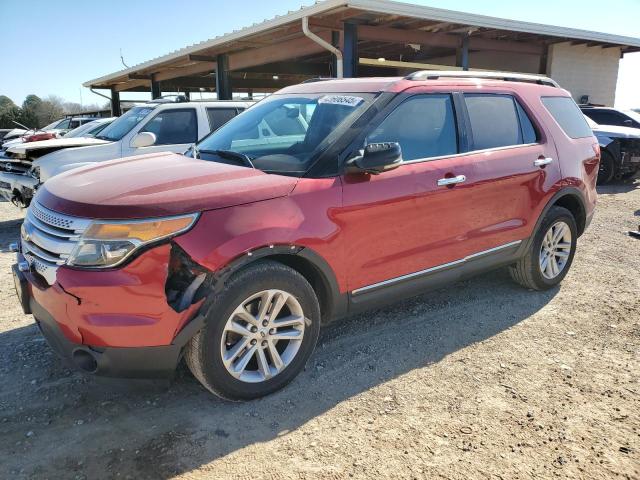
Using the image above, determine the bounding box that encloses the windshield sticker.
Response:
[318,95,364,107]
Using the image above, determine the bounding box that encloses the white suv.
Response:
[2,99,252,206]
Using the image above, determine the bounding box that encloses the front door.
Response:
[340,93,468,293]
[124,108,199,158]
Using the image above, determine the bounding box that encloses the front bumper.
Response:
[13,246,205,379]
[0,171,38,203]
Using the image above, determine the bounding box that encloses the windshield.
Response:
[195,92,374,175]
[42,119,63,130]
[65,120,100,138]
[96,106,155,141]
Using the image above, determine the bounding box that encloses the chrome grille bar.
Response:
[21,201,90,285]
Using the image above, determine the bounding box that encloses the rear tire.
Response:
[597,151,616,185]
[185,260,321,401]
[509,206,577,290]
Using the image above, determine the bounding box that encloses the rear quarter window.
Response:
[542,97,593,139]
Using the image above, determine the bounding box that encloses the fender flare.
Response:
[175,244,347,343]
[524,186,588,251]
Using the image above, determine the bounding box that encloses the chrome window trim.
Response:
[399,142,540,166]
[351,240,522,296]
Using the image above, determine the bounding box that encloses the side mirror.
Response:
[346,142,403,175]
[624,119,633,126]
[130,131,156,148]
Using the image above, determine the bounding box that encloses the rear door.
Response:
[206,106,241,133]
[455,92,561,253]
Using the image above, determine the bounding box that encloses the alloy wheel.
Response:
[220,289,306,383]
[539,221,572,280]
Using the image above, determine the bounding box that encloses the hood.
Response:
[3,128,28,139]
[8,136,110,156]
[33,141,122,181]
[592,124,640,139]
[2,137,25,150]
[36,152,299,219]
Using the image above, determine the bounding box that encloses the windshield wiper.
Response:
[198,149,255,169]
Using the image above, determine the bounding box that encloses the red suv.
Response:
[12,72,599,400]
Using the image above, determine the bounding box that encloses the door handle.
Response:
[534,157,553,167]
[437,174,466,187]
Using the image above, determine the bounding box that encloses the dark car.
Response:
[584,116,640,184]
[581,106,640,130]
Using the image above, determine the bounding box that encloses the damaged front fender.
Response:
[41,244,204,348]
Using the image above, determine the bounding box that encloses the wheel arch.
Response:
[536,188,588,239]
[212,245,347,324]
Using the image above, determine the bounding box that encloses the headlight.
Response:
[28,166,40,180]
[67,214,198,268]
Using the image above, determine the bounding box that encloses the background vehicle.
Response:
[2,100,251,208]
[33,99,252,184]
[62,117,116,139]
[581,106,640,129]
[13,73,598,400]
[1,117,98,145]
[584,115,640,183]
[0,118,116,206]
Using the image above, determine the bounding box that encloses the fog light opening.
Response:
[72,349,98,373]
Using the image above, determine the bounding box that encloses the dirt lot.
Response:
[0,181,638,480]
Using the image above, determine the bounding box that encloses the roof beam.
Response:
[153,61,216,82]
[228,33,331,71]
[359,24,460,49]
[360,57,462,70]
[128,73,151,80]
[113,79,151,92]
[358,25,543,55]
[188,54,218,62]
[244,61,329,76]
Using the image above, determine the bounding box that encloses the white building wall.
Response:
[547,42,621,106]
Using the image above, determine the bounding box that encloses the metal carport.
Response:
[83,0,640,114]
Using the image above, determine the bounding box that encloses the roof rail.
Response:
[302,77,335,84]
[405,70,560,88]
[148,94,189,104]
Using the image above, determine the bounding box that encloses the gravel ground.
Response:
[0,180,638,480]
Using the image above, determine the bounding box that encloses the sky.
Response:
[1,0,639,108]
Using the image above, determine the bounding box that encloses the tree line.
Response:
[0,95,106,129]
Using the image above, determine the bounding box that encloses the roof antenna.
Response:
[120,48,129,69]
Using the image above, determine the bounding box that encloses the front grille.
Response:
[2,161,30,174]
[21,202,91,285]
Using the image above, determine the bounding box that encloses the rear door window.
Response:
[140,108,198,145]
[366,94,458,161]
[207,108,239,131]
[464,94,524,150]
[542,97,593,139]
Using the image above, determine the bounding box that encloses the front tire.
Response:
[185,260,321,401]
[509,206,577,290]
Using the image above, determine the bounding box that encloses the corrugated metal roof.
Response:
[84,0,640,88]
